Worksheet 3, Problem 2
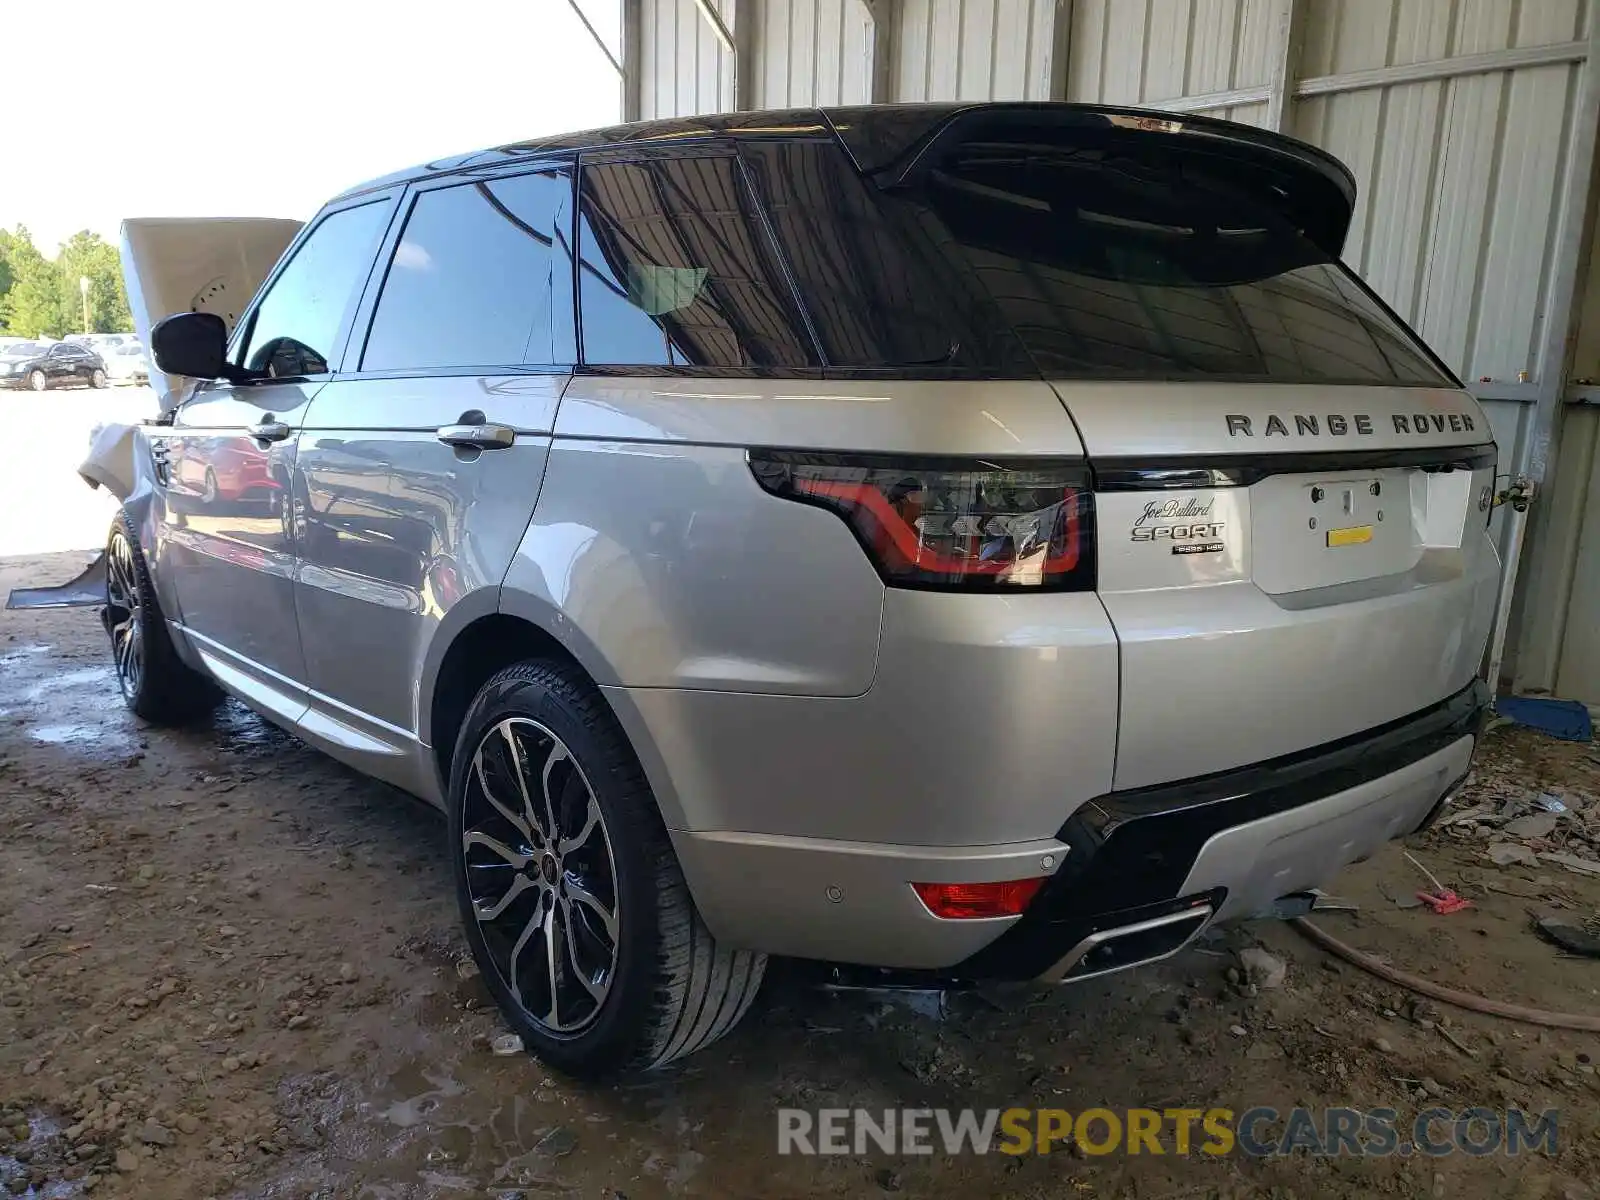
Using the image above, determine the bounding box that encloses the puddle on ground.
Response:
[0,1111,82,1199]
[0,631,288,763]
[30,723,118,748]
[210,699,293,757]
[0,646,135,760]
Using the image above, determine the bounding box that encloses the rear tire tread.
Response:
[454,659,764,1076]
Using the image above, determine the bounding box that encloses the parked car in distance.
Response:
[103,341,150,385]
[106,102,1497,1080]
[0,340,108,390]
[67,333,140,357]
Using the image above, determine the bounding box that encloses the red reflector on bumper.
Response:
[911,878,1046,920]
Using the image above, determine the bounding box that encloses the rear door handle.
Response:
[436,422,516,450]
[248,420,291,443]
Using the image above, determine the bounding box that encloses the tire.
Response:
[449,660,765,1078]
[201,468,218,505]
[90,368,107,389]
[104,510,222,724]
[27,369,46,392]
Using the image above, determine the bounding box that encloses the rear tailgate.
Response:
[1066,382,1497,789]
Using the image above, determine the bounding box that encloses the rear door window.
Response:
[362,169,576,371]
[576,155,819,368]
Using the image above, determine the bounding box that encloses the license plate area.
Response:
[1252,468,1421,595]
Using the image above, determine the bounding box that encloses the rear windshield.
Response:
[744,137,1451,385]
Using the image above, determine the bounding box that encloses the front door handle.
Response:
[248,420,291,443]
[436,422,516,450]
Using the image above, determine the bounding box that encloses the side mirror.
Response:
[150,312,227,379]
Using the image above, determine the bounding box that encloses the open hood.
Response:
[119,217,302,410]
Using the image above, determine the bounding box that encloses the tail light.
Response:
[911,878,1046,919]
[748,451,1095,591]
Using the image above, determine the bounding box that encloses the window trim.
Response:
[222,189,402,388]
[342,157,580,382]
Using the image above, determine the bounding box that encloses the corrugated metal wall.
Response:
[1512,403,1600,698]
[893,0,1057,101]
[1066,0,1277,104]
[639,0,735,118]
[752,0,873,107]
[1297,1,1586,385]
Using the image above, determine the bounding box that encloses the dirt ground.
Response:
[2,547,1598,1200]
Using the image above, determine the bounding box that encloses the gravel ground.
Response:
[1,544,1598,1200]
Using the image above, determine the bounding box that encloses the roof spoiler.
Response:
[826,102,1358,258]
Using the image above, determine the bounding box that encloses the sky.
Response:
[1,0,622,255]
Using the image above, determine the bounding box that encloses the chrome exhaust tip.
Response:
[1038,904,1215,984]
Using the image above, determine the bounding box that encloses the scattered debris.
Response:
[1237,947,1288,990]
[489,1032,524,1057]
[1309,889,1359,913]
[1494,696,1593,742]
[1540,852,1600,878]
[1436,1025,1478,1059]
[1504,812,1561,839]
[1536,917,1600,959]
[1487,843,1540,867]
[532,1126,578,1157]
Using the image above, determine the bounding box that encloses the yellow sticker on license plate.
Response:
[1326,525,1373,548]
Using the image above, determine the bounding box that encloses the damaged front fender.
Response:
[6,422,164,612]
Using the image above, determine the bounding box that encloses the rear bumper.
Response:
[670,680,1486,977]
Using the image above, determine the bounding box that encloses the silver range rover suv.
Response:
[105,103,1495,1078]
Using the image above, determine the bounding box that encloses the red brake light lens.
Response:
[749,451,1095,591]
[911,878,1046,920]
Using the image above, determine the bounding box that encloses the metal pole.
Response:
[79,275,90,334]
[1048,0,1074,101]
[621,0,642,121]
[861,0,899,103]
[563,0,623,76]
[690,0,735,52]
[1265,0,1306,132]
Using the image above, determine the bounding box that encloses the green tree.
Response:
[0,229,18,321]
[57,231,133,334]
[0,228,71,338]
[0,226,133,337]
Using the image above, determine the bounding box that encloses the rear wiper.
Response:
[895,340,961,368]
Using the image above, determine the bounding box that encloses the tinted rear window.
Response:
[746,138,1450,385]
[577,155,818,368]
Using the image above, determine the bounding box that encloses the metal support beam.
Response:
[1264,0,1306,131]
[861,0,898,103]
[621,0,643,121]
[1148,39,1589,117]
[691,0,754,111]
[1049,0,1074,101]
[565,0,623,77]
[732,0,755,110]
[690,0,735,52]
[1296,39,1588,99]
